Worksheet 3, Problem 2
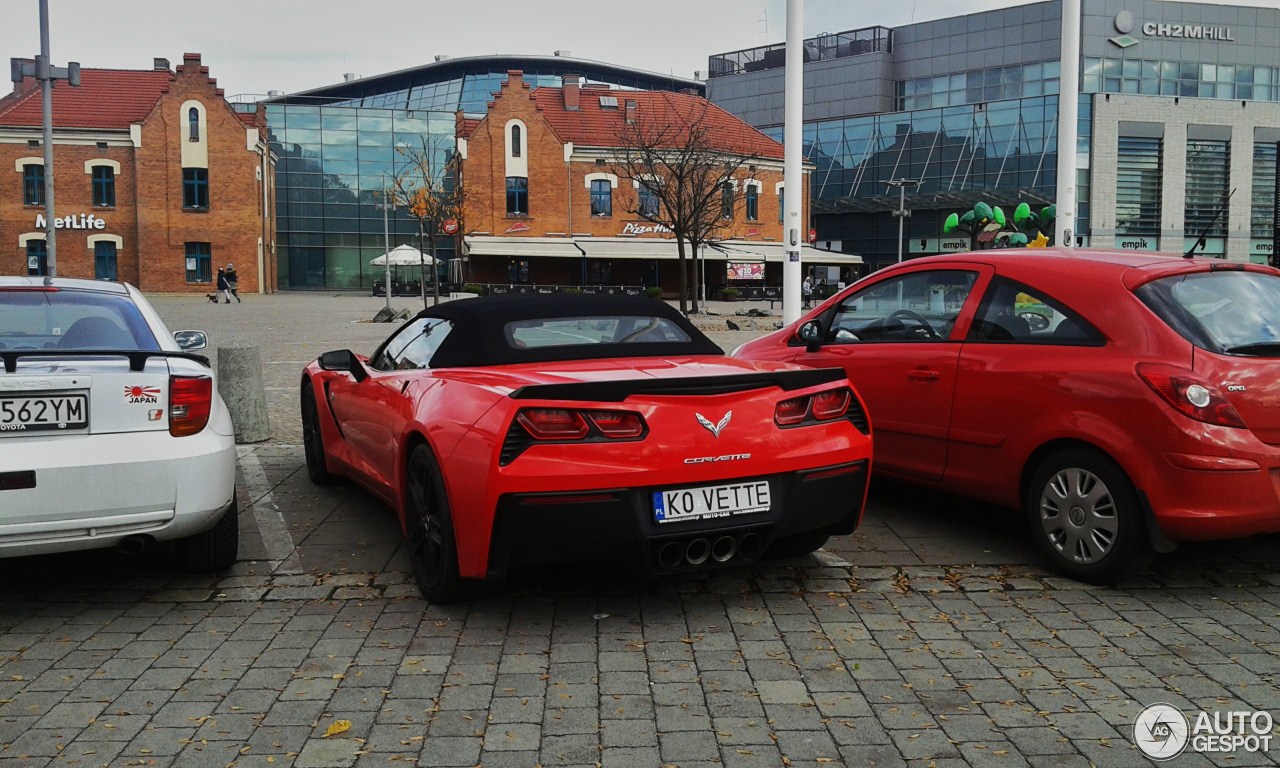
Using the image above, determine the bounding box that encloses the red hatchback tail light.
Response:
[170,375,213,437]
[1136,363,1247,429]
[775,387,854,427]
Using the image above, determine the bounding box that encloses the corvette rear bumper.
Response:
[485,460,868,580]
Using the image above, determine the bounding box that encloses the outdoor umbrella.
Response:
[369,244,433,267]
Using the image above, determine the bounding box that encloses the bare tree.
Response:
[390,137,462,308]
[610,95,755,314]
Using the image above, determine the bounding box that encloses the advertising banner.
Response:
[727,262,765,280]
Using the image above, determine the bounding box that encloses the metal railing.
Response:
[708,26,891,78]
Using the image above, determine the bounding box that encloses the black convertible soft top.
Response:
[410,294,724,367]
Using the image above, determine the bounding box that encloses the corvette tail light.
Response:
[504,407,648,464]
[516,408,590,439]
[775,387,855,427]
[812,389,852,420]
[586,410,645,438]
[1136,363,1247,429]
[170,375,213,437]
[775,396,809,426]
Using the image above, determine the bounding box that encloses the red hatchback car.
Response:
[735,248,1280,584]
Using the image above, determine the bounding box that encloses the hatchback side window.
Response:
[372,318,452,370]
[827,270,977,343]
[968,278,1102,345]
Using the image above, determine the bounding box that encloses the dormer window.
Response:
[188,107,200,141]
[599,96,618,109]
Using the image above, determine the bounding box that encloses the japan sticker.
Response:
[125,385,161,404]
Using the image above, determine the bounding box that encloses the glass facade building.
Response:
[267,56,702,290]
[708,0,1280,270]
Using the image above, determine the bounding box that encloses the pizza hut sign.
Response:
[621,221,672,236]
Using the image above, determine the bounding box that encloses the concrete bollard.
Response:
[217,344,271,443]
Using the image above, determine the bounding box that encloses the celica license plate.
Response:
[653,480,770,524]
[0,394,89,434]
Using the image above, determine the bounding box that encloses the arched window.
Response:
[188,107,200,141]
[511,124,522,158]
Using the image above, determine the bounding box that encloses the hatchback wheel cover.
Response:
[1038,467,1118,564]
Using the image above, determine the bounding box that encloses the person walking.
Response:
[216,268,231,304]
[225,263,242,303]
[802,273,813,310]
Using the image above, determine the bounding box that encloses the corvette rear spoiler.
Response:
[1,349,210,374]
[509,367,846,402]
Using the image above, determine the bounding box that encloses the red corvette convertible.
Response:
[301,295,871,601]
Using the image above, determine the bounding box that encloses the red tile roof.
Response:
[527,87,783,160]
[0,68,176,130]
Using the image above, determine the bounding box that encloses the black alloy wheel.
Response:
[406,444,472,603]
[1026,447,1154,585]
[301,381,337,485]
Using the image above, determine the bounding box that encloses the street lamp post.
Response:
[888,179,922,264]
[379,175,393,311]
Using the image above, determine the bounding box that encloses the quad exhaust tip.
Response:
[654,530,766,569]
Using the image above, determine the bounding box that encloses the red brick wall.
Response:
[0,55,272,293]
[461,73,804,290]
[134,55,268,293]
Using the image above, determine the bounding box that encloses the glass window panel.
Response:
[1217,65,1234,83]
[1180,62,1199,80]
[1236,66,1253,84]
[1255,67,1273,85]
[1103,58,1121,77]
[1237,84,1253,101]
[1159,80,1177,96]
[1139,78,1158,95]
[357,114,393,132]
[320,111,358,131]
[1043,60,1059,78]
[1122,79,1140,94]
[1201,64,1217,81]
[1122,59,1140,78]
[1043,77,1059,94]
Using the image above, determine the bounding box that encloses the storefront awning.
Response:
[464,237,584,259]
[708,242,864,265]
[466,236,863,265]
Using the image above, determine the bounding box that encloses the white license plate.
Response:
[653,480,771,524]
[0,394,89,434]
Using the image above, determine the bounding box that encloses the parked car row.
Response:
[6,247,1280,601]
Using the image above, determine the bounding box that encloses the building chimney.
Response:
[153,57,170,71]
[625,99,637,125]
[562,75,581,111]
[182,53,201,67]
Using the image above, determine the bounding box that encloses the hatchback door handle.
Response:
[907,369,940,381]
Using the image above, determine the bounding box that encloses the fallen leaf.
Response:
[323,720,351,738]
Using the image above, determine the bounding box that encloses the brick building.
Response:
[0,53,276,293]
[458,72,859,296]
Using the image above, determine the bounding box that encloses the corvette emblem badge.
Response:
[696,411,732,438]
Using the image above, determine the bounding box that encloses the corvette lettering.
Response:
[683,453,752,464]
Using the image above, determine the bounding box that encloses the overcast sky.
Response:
[1,0,1271,99]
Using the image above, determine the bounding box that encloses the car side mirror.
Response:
[797,320,823,353]
[319,349,368,382]
[172,330,207,351]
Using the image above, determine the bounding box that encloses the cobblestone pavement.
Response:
[0,293,1277,767]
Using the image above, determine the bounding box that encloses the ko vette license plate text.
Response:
[0,395,89,434]
[653,480,770,524]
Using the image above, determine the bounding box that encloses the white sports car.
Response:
[0,276,238,570]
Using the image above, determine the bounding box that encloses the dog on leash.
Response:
[205,293,219,304]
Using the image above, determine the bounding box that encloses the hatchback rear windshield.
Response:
[0,289,160,351]
[1137,270,1280,356]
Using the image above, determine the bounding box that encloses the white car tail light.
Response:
[170,375,213,436]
